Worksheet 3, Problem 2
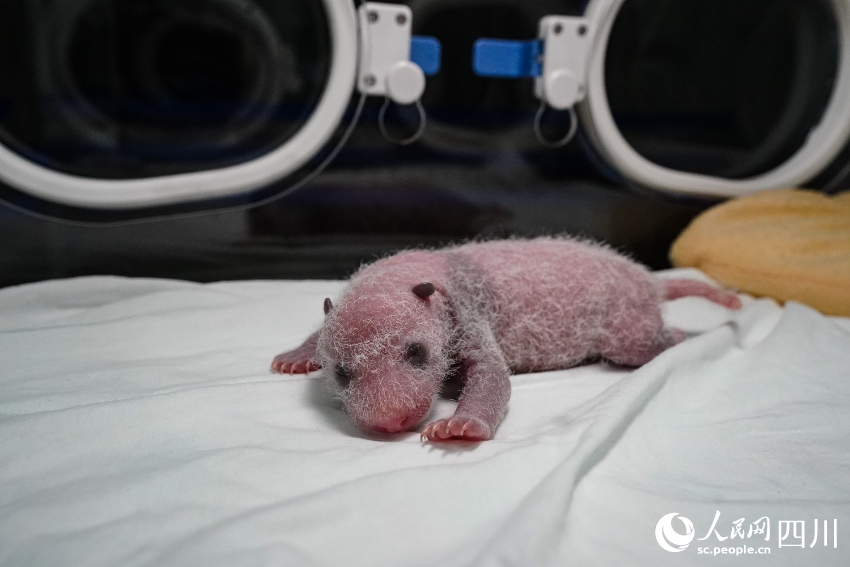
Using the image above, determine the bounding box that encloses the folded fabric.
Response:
[2,275,849,566]
[670,188,850,316]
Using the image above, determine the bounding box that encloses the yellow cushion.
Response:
[670,188,850,316]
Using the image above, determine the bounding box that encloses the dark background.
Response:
[0,0,843,287]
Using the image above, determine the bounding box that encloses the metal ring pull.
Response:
[378,98,426,146]
[533,103,578,148]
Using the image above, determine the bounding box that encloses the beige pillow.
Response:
[670,188,850,316]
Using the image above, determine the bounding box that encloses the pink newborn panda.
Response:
[271,237,741,442]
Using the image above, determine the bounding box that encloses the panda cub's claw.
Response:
[271,352,320,374]
[420,416,492,443]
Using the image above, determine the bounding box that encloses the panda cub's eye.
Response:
[334,363,352,387]
[404,342,428,366]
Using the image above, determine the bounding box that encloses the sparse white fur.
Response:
[272,236,739,440]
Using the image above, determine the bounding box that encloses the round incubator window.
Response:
[0,0,331,179]
[604,0,839,179]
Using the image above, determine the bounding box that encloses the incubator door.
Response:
[0,0,357,209]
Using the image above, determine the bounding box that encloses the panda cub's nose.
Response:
[369,414,416,433]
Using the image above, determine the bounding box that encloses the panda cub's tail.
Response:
[662,279,742,310]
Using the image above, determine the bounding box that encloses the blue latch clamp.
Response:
[472,39,543,78]
[410,36,441,76]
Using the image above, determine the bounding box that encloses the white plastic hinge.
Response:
[358,2,425,105]
[535,16,591,110]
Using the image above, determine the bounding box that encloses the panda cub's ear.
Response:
[323,298,333,315]
[412,282,436,300]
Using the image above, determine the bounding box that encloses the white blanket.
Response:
[1,270,848,566]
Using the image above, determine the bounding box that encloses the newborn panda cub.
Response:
[271,237,741,442]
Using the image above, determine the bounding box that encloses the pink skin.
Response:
[270,330,321,374]
[271,238,741,443]
[664,279,742,310]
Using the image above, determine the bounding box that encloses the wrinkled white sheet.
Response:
[1,270,848,566]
